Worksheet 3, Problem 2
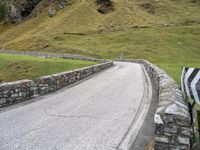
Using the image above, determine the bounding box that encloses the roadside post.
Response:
[181,67,200,149]
[117,52,124,61]
[197,110,200,147]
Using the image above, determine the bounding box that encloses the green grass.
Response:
[2,24,200,84]
[47,24,200,84]
[0,0,199,85]
[0,54,98,82]
[1,0,200,50]
[1,0,200,146]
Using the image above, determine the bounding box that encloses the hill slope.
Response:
[0,0,200,83]
[0,0,200,51]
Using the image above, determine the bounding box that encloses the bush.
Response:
[0,3,7,22]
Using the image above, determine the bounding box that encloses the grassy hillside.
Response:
[0,0,199,143]
[46,24,200,83]
[0,0,200,51]
[0,0,200,83]
[2,24,200,83]
[0,54,98,82]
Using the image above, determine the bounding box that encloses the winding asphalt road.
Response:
[0,62,152,150]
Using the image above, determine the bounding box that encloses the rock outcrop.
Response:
[96,0,113,14]
[0,0,68,23]
[0,0,41,23]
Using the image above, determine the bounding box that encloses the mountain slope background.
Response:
[0,0,200,82]
[0,0,200,50]
[1,0,200,144]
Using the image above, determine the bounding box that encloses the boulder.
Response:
[48,7,56,17]
[96,0,113,14]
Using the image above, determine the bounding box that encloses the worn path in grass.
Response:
[0,62,152,150]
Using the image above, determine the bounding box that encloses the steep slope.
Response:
[0,0,200,51]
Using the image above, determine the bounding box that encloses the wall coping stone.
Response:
[0,80,34,87]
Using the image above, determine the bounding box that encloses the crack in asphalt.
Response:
[44,109,103,120]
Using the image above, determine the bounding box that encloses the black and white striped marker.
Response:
[181,67,200,104]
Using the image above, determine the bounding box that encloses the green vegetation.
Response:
[1,0,200,50]
[0,1,199,84]
[0,0,199,83]
[0,0,200,146]
[188,98,200,149]
[1,24,200,84]
[45,25,200,84]
[0,3,7,22]
[0,54,98,82]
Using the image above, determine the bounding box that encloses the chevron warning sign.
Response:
[181,67,200,104]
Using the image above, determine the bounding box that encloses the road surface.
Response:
[0,62,151,150]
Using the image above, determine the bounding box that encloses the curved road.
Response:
[0,62,151,150]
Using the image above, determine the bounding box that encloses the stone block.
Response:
[164,123,178,134]
[163,115,174,123]
[155,135,170,144]
[154,114,164,124]
[169,144,189,150]
[155,124,164,135]
[0,98,6,105]
[181,127,191,137]
[178,136,190,145]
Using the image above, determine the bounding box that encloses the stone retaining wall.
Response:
[0,49,106,62]
[0,80,35,107]
[35,62,113,95]
[0,62,113,108]
[121,60,192,150]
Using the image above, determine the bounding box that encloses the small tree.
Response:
[0,3,7,22]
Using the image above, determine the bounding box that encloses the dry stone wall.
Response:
[0,80,35,107]
[121,59,192,150]
[0,49,106,62]
[0,62,113,108]
[35,63,113,95]
[0,57,192,149]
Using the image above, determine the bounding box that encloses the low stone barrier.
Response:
[0,80,35,107]
[0,49,106,62]
[35,62,113,95]
[0,62,113,107]
[121,59,192,150]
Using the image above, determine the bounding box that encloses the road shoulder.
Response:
[117,64,153,150]
[130,73,158,150]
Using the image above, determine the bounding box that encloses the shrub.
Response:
[0,3,7,22]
